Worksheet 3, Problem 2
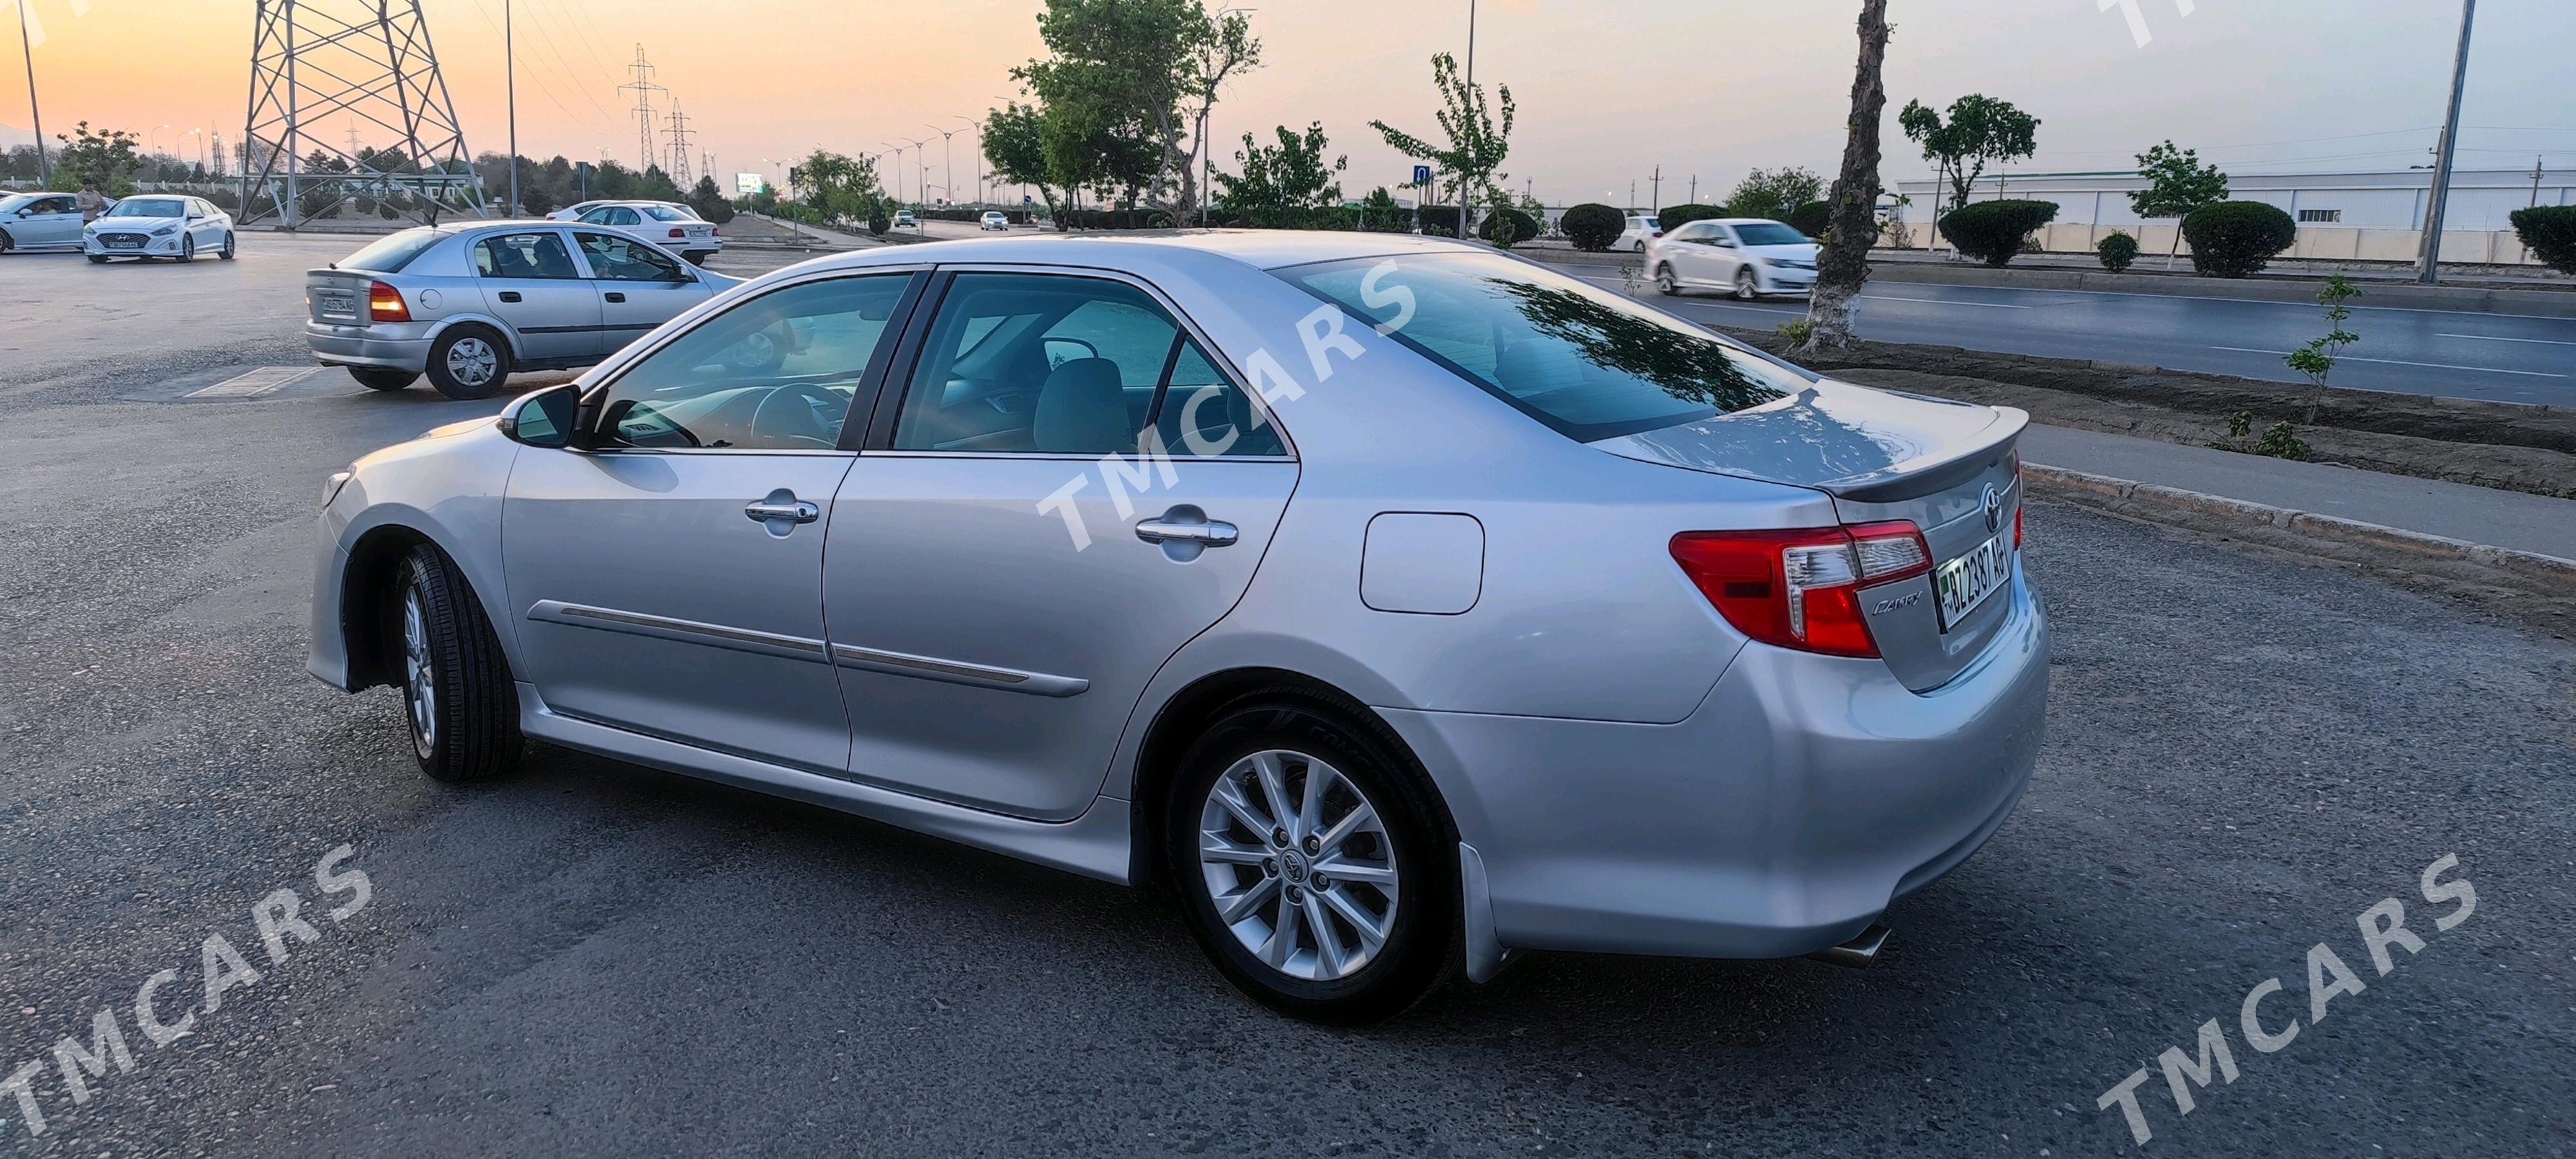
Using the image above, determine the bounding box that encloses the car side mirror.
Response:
[497,384,578,448]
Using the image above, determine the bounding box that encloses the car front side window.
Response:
[575,231,688,283]
[592,274,912,452]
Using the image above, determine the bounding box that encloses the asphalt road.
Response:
[1563,266,2576,407]
[1,237,2571,1158]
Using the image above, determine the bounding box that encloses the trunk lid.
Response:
[1597,381,2028,692]
[306,269,377,326]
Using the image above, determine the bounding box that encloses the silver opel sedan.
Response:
[308,231,2049,1022]
[303,221,741,399]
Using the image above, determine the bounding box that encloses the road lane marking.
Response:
[2208,347,2567,378]
[2437,332,2576,346]
[1858,294,2032,309]
[187,366,326,398]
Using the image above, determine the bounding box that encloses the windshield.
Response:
[1283,251,1807,442]
[339,229,444,274]
[643,205,697,221]
[106,198,186,219]
[1736,222,1812,245]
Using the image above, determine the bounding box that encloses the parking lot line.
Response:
[187,366,327,398]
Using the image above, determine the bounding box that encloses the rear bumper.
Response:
[306,322,432,372]
[1380,561,2049,961]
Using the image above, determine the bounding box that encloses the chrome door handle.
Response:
[1135,518,1238,546]
[744,500,820,524]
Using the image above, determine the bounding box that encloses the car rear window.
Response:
[1282,251,1808,442]
[340,229,444,274]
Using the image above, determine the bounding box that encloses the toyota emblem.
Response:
[1981,484,2004,534]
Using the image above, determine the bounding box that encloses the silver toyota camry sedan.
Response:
[304,221,741,399]
[308,231,2049,1022]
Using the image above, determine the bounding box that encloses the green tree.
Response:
[687,175,736,224]
[1214,122,1347,228]
[983,101,1063,221]
[1356,186,1408,233]
[2130,140,2229,268]
[1898,94,2040,223]
[1803,0,1893,353]
[1370,51,1515,240]
[1721,167,1824,223]
[793,150,886,229]
[1012,0,1258,216]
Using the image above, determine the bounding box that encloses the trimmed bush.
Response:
[1657,203,1725,231]
[2512,205,2576,275]
[1413,205,1463,238]
[2181,200,2298,278]
[2097,230,2140,273]
[1057,207,1177,231]
[1478,206,1540,247]
[1784,200,1833,240]
[1561,202,1625,252]
[1938,199,2060,267]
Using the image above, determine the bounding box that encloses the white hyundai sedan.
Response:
[84,194,237,263]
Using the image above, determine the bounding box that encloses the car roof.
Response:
[762,229,1493,277]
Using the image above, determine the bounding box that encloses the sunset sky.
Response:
[5,0,2571,204]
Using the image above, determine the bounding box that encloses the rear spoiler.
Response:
[1816,406,2028,504]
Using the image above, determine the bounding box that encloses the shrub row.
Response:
[2512,205,2576,275]
[912,207,1034,225]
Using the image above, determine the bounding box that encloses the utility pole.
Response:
[1689,174,1697,205]
[1649,165,1661,212]
[2417,0,2477,285]
[505,0,517,215]
[2532,155,2546,208]
[1459,0,1475,240]
[18,0,46,187]
[925,122,958,207]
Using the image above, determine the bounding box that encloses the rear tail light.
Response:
[1669,522,1931,659]
[366,281,410,323]
[669,227,687,239]
[2011,452,2025,549]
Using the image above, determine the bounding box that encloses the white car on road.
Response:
[0,191,93,252]
[84,194,236,263]
[569,201,723,265]
[980,211,1010,231]
[1614,214,1662,252]
[1646,217,1821,301]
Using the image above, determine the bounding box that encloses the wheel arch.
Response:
[337,521,511,693]
[426,314,525,361]
[1124,666,1457,890]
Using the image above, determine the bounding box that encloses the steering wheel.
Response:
[748,381,846,449]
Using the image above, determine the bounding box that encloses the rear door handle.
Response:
[1135,518,1238,546]
[497,291,522,303]
[604,292,627,303]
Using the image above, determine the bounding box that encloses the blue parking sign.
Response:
[1412,165,1432,186]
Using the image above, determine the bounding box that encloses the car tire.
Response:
[1164,691,1460,1024]
[220,232,236,260]
[350,367,420,391]
[391,544,522,783]
[1654,263,1680,296]
[88,254,109,264]
[681,250,713,265]
[1734,269,1761,301]
[0,229,14,254]
[424,326,511,400]
[179,235,196,263]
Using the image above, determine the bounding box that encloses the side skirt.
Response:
[514,683,1135,885]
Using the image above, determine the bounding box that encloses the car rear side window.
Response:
[340,229,444,274]
[1282,251,1806,442]
[472,232,580,279]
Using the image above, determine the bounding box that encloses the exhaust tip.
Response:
[1806,923,1891,970]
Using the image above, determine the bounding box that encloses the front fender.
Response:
[312,423,524,690]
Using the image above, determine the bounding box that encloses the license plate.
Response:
[108,238,141,250]
[321,294,355,315]
[1934,534,2012,630]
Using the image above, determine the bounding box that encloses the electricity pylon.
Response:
[240,0,486,229]
[618,45,666,174]
[665,100,695,188]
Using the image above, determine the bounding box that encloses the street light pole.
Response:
[2416,0,2477,285]
[14,0,41,187]
[506,0,519,216]
[1459,0,1475,241]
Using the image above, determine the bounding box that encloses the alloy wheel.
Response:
[1197,749,1400,983]
[1736,269,1760,301]
[1655,265,1678,295]
[401,589,438,760]
[445,337,499,388]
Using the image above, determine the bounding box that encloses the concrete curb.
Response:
[2026,465,2576,591]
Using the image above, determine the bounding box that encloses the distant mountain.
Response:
[0,122,35,149]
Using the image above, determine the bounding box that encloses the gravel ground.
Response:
[0,247,2569,1158]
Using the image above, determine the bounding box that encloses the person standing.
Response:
[75,179,109,224]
